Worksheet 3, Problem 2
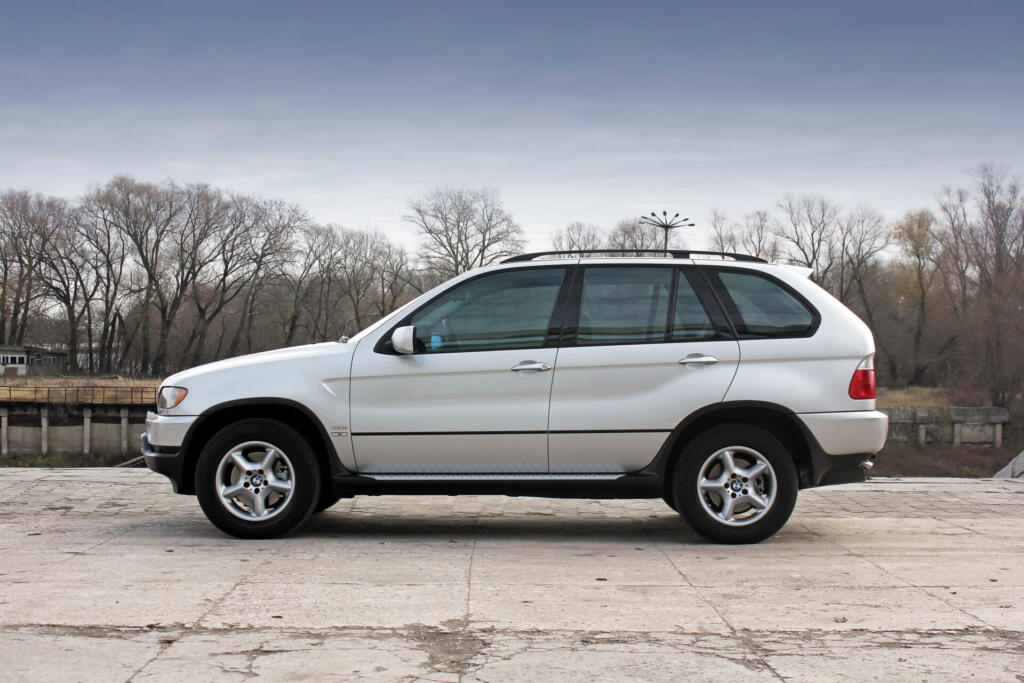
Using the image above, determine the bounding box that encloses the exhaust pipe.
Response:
[860,458,874,471]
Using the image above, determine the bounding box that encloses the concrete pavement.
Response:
[1,469,1022,681]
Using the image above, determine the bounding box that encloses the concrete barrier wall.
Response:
[0,405,148,456]
[883,406,1009,447]
[8,426,41,453]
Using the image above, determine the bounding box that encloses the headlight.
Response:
[157,386,188,412]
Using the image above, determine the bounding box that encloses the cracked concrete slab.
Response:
[1,469,1023,681]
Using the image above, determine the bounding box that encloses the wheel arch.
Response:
[177,398,345,495]
[654,401,817,502]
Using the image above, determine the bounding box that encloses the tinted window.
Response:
[671,275,716,341]
[409,268,566,352]
[717,271,815,337]
[577,267,672,345]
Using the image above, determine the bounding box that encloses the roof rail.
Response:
[501,249,767,263]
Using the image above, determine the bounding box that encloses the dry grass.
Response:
[0,376,159,388]
[877,386,950,408]
[0,376,159,405]
[872,442,1018,478]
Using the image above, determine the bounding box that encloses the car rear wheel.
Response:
[195,419,321,538]
[673,424,798,544]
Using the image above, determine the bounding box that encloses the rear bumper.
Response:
[811,452,876,487]
[795,410,886,488]
[797,410,888,456]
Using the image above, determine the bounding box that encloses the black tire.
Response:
[195,418,321,539]
[662,492,679,513]
[672,424,798,544]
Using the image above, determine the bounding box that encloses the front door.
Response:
[349,266,570,473]
[548,264,741,472]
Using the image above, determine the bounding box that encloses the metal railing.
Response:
[0,386,157,405]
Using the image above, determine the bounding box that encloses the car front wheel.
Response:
[673,424,798,544]
[195,419,321,539]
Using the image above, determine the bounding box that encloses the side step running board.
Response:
[363,473,625,481]
[329,471,664,499]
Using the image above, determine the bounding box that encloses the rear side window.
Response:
[714,271,817,338]
[577,267,672,345]
[672,275,717,341]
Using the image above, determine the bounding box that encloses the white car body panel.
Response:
[145,413,195,448]
[348,345,557,472]
[158,342,359,471]
[797,410,889,455]
[716,263,878,414]
[548,338,740,472]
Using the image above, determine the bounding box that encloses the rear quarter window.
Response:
[711,270,818,338]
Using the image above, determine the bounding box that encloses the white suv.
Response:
[143,250,888,543]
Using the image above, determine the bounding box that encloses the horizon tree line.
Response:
[1,166,1022,407]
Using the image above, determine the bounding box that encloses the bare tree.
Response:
[366,234,415,318]
[737,211,780,261]
[935,187,974,316]
[79,190,131,372]
[34,200,99,372]
[708,209,737,253]
[334,227,380,334]
[223,199,306,357]
[963,165,1024,405]
[709,209,779,260]
[92,176,188,373]
[183,194,260,366]
[831,207,889,304]
[605,218,665,250]
[0,191,53,345]
[888,210,954,385]
[279,224,355,344]
[278,224,326,347]
[551,221,604,251]
[406,187,524,279]
[774,196,840,283]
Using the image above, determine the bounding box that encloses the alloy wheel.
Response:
[215,441,295,522]
[696,446,777,527]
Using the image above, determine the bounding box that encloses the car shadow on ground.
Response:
[124,508,717,544]
[290,510,705,544]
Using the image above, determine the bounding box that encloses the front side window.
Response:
[715,270,816,337]
[577,267,672,345]
[408,267,567,353]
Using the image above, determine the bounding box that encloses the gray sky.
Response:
[2,1,1022,249]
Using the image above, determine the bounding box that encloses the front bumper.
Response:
[141,433,186,493]
[145,411,197,448]
[143,412,198,494]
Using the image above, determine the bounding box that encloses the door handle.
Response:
[678,355,719,366]
[511,360,552,372]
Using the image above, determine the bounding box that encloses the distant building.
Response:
[0,345,68,376]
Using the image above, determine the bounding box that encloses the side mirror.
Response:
[391,326,416,355]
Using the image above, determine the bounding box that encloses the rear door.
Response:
[547,263,740,472]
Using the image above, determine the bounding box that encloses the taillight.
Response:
[848,357,876,399]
